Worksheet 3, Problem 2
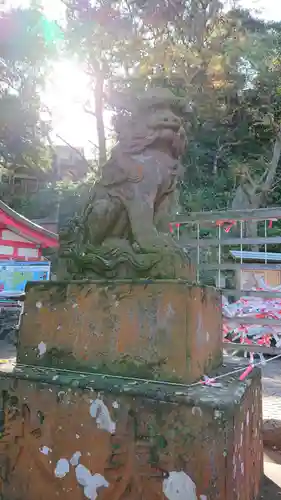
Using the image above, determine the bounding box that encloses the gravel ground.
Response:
[260,474,281,499]
[260,359,281,498]
[262,358,281,420]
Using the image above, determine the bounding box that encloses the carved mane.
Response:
[113,88,187,156]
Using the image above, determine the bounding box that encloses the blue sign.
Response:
[0,260,51,296]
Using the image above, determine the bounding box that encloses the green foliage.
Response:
[9,176,94,231]
[5,0,281,224]
[104,3,281,213]
[0,6,58,171]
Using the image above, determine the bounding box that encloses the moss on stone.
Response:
[0,362,261,416]
[20,345,183,382]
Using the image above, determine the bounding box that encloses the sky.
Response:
[237,0,281,21]
[4,0,280,22]
[2,0,281,153]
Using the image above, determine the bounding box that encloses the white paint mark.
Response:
[166,303,175,318]
[206,332,210,342]
[200,496,208,500]
[36,301,42,309]
[191,406,203,417]
[246,410,249,425]
[163,471,197,500]
[84,474,109,499]
[72,303,78,308]
[75,465,109,499]
[54,458,70,478]
[214,410,222,419]
[39,446,52,455]
[76,434,80,439]
[112,401,119,409]
[89,399,116,434]
[37,342,47,357]
[241,462,244,475]
[70,451,81,466]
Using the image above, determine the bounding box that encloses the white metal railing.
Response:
[171,207,281,355]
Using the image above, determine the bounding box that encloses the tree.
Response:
[229,16,281,213]
[61,1,281,222]
[101,1,250,210]
[9,0,280,229]
[132,3,281,216]
[0,6,59,172]
[64,0,141,166]
[115,3,281,217]
[9,177,90,226]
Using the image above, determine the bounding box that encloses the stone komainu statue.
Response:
[59,87,193,279]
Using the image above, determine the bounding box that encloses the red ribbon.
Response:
[239,365,254,381]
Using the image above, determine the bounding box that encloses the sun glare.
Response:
[43,60,96,150]
[3,0,281,157]
[2,0,65,20]
[2,1,111,155]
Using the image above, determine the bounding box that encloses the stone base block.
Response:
[18,280,222,383]
[0,363,262,499]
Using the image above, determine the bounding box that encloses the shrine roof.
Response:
[0,200,59,248]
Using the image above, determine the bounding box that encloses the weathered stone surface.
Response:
[59,87,192,280]
[18,281,222,384]
[0,363,262,500]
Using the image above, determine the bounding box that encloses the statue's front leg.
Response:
[127,200,173,254]
[154,193,177,239]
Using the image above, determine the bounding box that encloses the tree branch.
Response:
[42,104,91,167]
[83,105,96,117]
[53,133,91,168]
[262,128,281,193]
[213,139,242,174]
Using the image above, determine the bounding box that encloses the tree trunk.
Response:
[230,130,281,248]
[94,72,107,167]
[231,184,260,246]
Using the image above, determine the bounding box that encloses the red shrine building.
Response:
[0,201,59,296]
[0,200,58,261]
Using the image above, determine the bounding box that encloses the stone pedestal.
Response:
[18,281,222,383]
[0,280,263,499]
[0,363,262,500]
